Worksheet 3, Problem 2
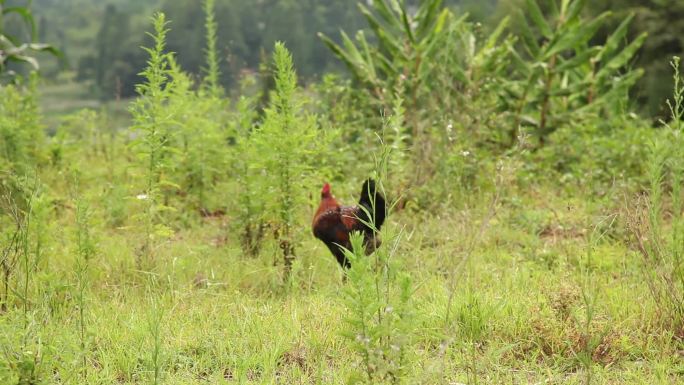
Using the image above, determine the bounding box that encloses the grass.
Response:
[39,72,132,132]
[1,172,682,383]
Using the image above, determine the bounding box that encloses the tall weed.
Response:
[252,42,318,279]
[628,57,684,334]
[129,13,177,267]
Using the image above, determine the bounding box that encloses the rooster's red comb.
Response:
[321,183,331,195]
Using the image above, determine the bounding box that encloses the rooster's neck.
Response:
[315,195,339,219]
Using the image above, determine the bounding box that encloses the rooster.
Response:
[312,179,386,268]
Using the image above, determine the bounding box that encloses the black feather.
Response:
[357,178,386,233]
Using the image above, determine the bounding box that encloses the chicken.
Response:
[312,179,386,268]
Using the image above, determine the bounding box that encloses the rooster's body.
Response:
[312,179,386,268]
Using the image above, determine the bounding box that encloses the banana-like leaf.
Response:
[577,69,644,112]
[356,30,379,80]
[319,32,366,81]
[526,0,552,38]
[5,53,38,69]
[555,46,600,72]
[595,32,647,80]
[544,12,610,59]
[358,3,402,57]
[3,6,36,39]
[596,13,634,63]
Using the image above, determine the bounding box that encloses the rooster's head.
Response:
[321,183,332,198]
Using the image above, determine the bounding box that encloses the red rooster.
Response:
[312,179,386,268]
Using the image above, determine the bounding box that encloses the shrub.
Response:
[251,42,319,279]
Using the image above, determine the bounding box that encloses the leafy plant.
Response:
[252,42,318,279]
[201,0,222,98]
[0,75,44,176]
[74,196,95,379]
[319,0,453,173]
[231,86,267,257]
[502,0,647,146]
[342,223,413,384]
[0,0,60,81]
[320,0,511,186]
[129,13,177,267]
[627,57,684,333]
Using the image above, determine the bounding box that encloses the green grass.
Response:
[1,171,681,383]
[39,73,131,132]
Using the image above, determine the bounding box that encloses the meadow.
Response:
[1,0,684,384]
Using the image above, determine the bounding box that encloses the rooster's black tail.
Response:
[358,179,386,232]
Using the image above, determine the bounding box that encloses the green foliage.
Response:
[502,0,647,146]
[74,196,95,379]
[201,0,221,98]
[166,56,227,213]
[628,57,684,333]
[0,76,45,176]
[320,0,515,186]
[250,42,318,277]
[231,82,266,257]
[342,230,414,384]
[0,0,60,82]
[583,0,684,117]
[129,12,176,266]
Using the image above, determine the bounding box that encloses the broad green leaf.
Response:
[356,31,378,80]
[596,13,634,62]
[555,46,600,72]
[596,32,647,80]
[6,53,38,69]
[318,32,364,80]
[545,12,610,59]
[358,4,402,57]
[3,7,36,39]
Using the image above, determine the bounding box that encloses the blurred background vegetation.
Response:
[4,0,679,118]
